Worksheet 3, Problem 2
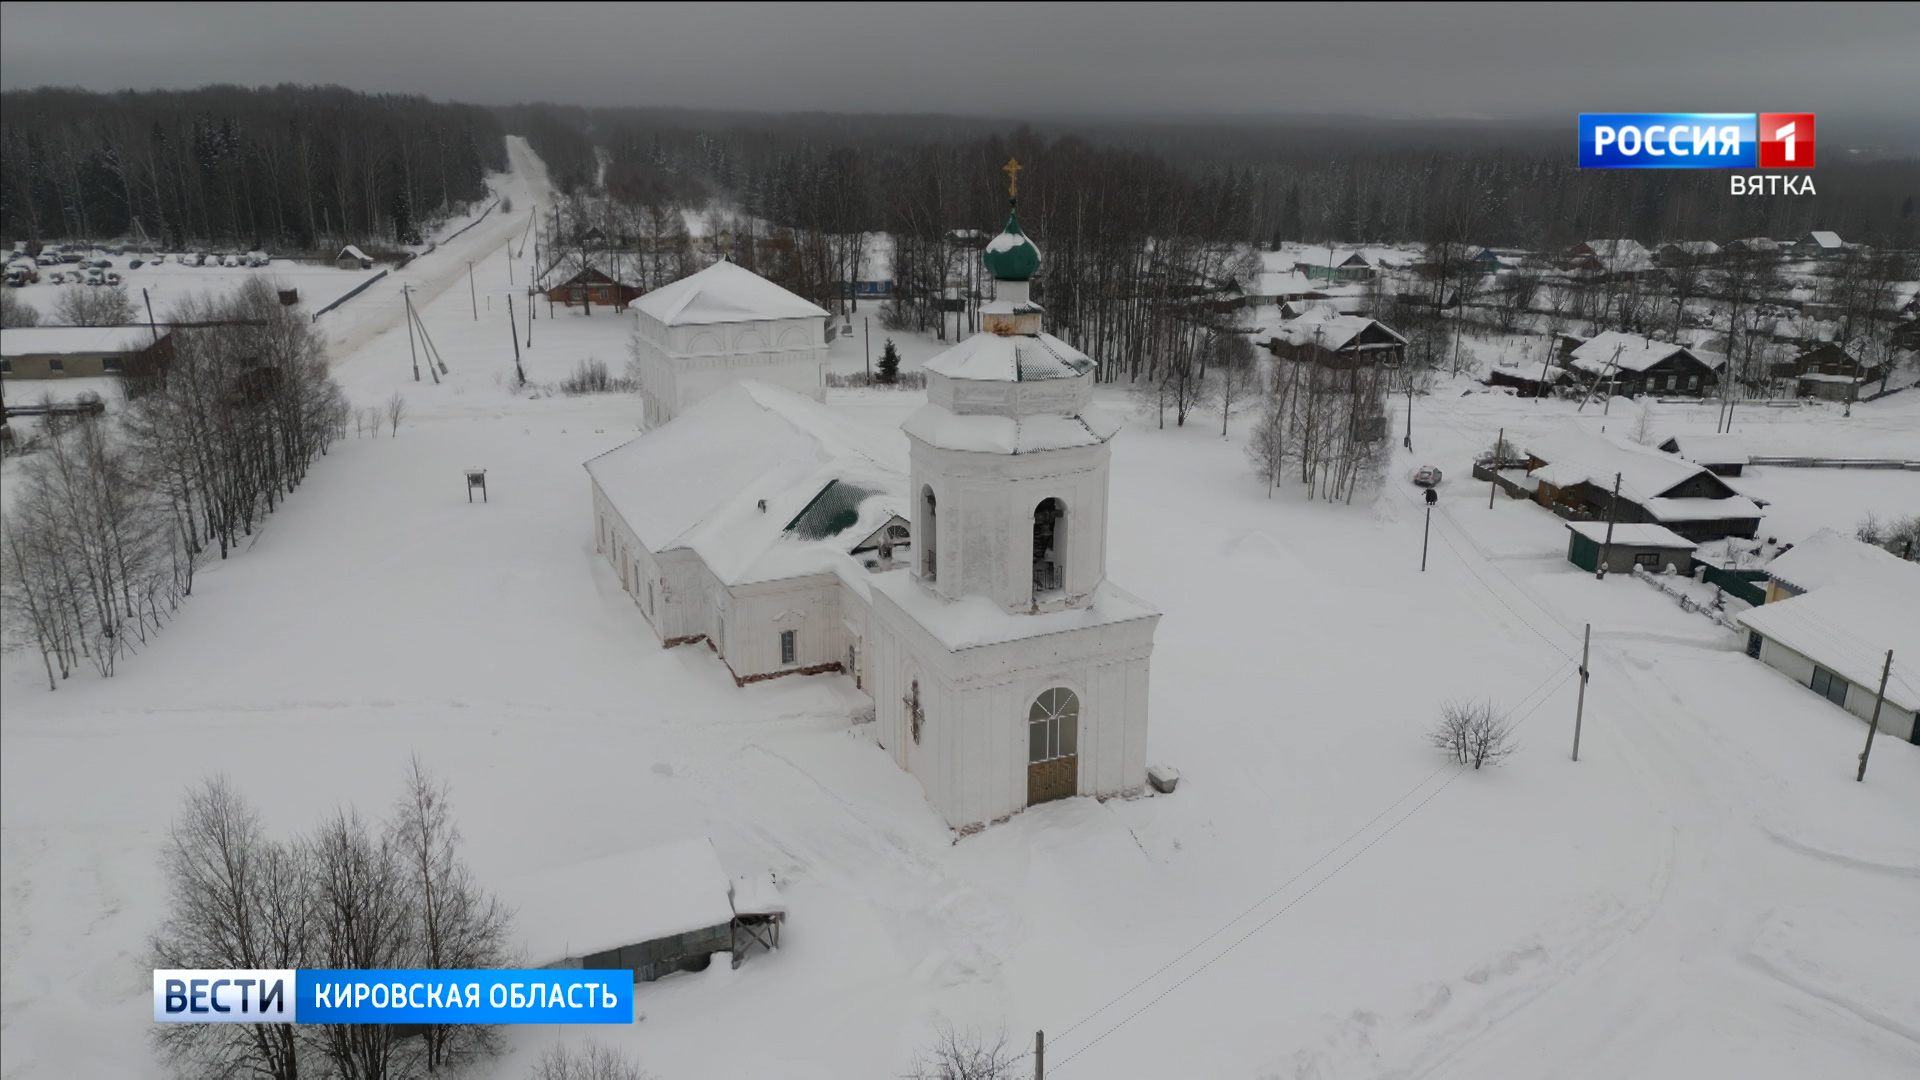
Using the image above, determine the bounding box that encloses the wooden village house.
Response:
[548,267,643,312]
[1567,331,1719,398]
[1522,430,1763,542]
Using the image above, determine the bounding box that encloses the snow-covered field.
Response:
[4,146,1920,1079]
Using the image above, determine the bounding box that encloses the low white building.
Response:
[587,174,1160,831]
[630,261,830,427]
[1736,581,1920,745]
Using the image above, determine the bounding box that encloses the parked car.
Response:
[36,252,60,266]
[105,271,122,285]
[180,252,203,267]
[127,258,144,269]
[222,253,241,268]
[4,267,26,288]
[83,267,106,286]
[1414,466,1443,487]
[60,251,83,263]
[47,271,66,284]
[92,258,113,269]
[246,251,270,267]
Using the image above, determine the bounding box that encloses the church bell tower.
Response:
[903,159,1122,615]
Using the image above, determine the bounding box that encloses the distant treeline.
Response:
[0,85,507,251]
[494,105,1920,251]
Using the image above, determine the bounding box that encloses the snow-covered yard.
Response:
[5,153,1920,1079]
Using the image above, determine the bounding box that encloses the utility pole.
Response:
[1421,487,1437,570]
[1595,472,1622,579]
[1573,623,1591,760]
[526,292,534,348]
[508,299,524,387]
[864,315,871,382]
[1489,426,1503,509]
[1035,1030,1044,1080]
[1857,649,1894,781]
[468,261,478,320]
[1404,376,1414,451]
[142,287,160,346]
[403,284,421,381]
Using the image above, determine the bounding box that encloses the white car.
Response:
[246,251,270,267]
[1414,466,1443,487]
[222,254,241,268]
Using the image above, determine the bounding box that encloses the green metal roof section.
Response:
[784,478,879,540]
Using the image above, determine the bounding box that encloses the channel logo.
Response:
[1579,114,1756,168]
[153,969,633,1024]
[1578,113,1816,170]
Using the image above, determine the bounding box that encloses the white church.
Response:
[629,259,832,427]
[587,168,1159,831]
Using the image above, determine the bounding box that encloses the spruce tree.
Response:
[877,338,901,384]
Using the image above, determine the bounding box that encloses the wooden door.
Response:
[1027,688,1079,807]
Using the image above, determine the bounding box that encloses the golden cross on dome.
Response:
[1003,157,1022,198]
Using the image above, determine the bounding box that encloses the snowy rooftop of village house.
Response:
[1736,581,1920,713]
[500,838,736,966]
[1273,312,1405,351]
[1640,495,1763,521]
[1764,528,1920,595]
[1804,230,1844,249]
[869,570,1158,651]
[1565,522,1696,548]
[1661,433,1749,466]
[584,382,908,591]
[1568,332,1702,375]
[922,331,1092,382]
[0,325,160,356]
[1526,430,1721,502]
[633,259,829,326]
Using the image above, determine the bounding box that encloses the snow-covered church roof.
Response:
[923,331,1092,382]
[585,381,907,591]
[633,260,830,327]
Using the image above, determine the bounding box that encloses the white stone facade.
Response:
[632,312,826,427]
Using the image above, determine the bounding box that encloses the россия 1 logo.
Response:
[1578,113,1815,170]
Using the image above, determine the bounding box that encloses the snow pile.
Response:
[1765,528,1920,595]
[501,838,734,966]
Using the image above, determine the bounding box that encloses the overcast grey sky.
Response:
[3,2,1917,124]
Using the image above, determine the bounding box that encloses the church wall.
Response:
[722,575,846,681]
[910,439,1111,611]
[640,316,828,423]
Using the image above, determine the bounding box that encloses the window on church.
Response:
[1033,498,1066,598]
[1028,688,1079,763]
[780,630,796,665]
[921,487,938,581]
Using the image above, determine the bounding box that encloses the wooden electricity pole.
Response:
[526,292,534,347]
[1035,1030,1044,1080]
[403,284,421,381]
[1857,649,1894,781]
[508,300,524,386]
[1596,472,1622,579]
[1489,426,1503,509]
[1573,623,1591,761]
[468,262,478,319]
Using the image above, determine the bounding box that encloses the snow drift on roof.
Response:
[923,332,1093,382]
[1737,580,1920,713]
[1,325,158,357]
[502,838,735,965]
[634,261,829,326]
[1569,332,1702,375]
[1273,314,1406,352]
[870,571,1157,651]
[1526,429,1713,503]
[1662,433,1748,466]
[902,402,1122,455]
[1764,528,1920,595]
[584,381,908,589]
[1565,522,1696,548]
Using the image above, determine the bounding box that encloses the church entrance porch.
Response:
[1027,687,1079,806]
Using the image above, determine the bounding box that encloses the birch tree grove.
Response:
[1248,354,1391,504]
[1,278,347,687]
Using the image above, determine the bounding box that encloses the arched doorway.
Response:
[1033,498,1066,600]
[920,487,938,581]
[1027,687,1079,806]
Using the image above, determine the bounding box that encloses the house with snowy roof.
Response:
[1792,230,1846,257]
[1771,342,1890,401]
[1267,311,1407,367]
[1523,429,1763,542]
[1759,528,1920,603]
[629,260,831,426]
[1655,241,1721,267]
[588,162,1159,831]
[1736,573,1920,746]
[1567,331,1719,398]
[1,325,172,380]
[1564,239,1656,279]
[1656,433,1749,476]
[335,244,373,270]
[1294,251,1376,283]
